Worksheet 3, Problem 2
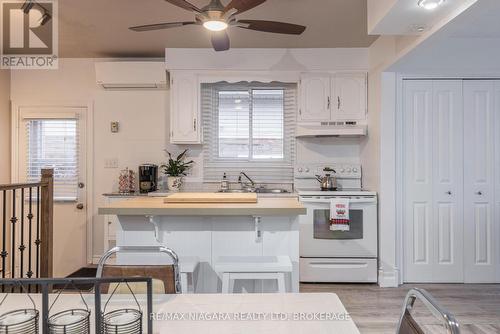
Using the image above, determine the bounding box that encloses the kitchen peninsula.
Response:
[98,195,306,293]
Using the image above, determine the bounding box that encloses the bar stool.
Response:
[214,256,292,293]
[179,256,200,294]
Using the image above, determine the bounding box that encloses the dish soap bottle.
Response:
[220,173,229,192]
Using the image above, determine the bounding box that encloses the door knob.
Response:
[76,203,84,210]
[446,191,452,195]
[78,182,85,189]
[476,191,483,196]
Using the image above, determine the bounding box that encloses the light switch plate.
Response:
[111,121,119,133]
[104,158,119,168]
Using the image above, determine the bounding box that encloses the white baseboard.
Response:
[378,268,400,287]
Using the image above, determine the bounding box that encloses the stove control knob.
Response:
[305,168,310,172]
[340,168,345,173]
[297,168,303,173]
[353,168,358,173]
[346,168,352,173]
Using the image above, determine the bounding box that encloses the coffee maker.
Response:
[138,164,158,193]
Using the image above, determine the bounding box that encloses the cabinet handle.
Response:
[327,97,331,109]
[193,118,197,131]
[337,96,341,109]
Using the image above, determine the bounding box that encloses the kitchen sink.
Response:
[218,189,250,193]
[255,188,290,194]
[218,188,289,194]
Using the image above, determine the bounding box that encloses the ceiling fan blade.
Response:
[129,21,197,32]
[237,20,306,35]
[223,0,266,14]
[165,0,202,13]
[210,31,230,52]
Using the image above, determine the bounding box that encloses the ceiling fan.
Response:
[129,0,306,52]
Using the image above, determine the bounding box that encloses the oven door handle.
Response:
[300,198,377,204]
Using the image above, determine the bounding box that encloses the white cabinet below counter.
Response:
[102,194,145,252]
[299,73,367,123]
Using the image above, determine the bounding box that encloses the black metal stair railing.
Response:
[0,169,54,292]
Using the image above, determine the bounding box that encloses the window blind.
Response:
[202,82,297,183]
[26,119,79,201]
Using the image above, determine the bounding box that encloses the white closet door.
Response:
[404,80,434,281]
[463,81,497,283]
[431,81,464,282]
[496,82,500,282]
[404,80,464,282]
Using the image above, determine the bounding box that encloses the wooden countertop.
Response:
[98,196,306,216]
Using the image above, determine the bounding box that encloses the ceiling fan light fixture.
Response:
[417,0,444,10]
[203,20,228,31]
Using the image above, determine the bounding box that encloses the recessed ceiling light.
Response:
[417,0,444,10]
[410,24,427,33]
[203,20,228,32]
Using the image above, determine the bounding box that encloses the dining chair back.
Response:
[396,288,460,334]
[96,245,181,294]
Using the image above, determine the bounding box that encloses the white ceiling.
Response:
[389,0,500,74]
[57,0,378,57]
[368,0,477,35]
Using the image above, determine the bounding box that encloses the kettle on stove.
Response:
[315,167,338,191]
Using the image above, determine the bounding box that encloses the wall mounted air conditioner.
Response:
[95,61,168,90]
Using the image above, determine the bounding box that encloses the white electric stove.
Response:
[295,163,378,283]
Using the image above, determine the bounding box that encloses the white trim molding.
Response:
[378,268,400,287]
[165,48,369,72]
[378,72,400,287]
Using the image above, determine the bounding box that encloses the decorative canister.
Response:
[118,168,136,194]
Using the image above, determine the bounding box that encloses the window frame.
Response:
[214,86,286,163]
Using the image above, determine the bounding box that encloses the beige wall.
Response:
[0,70,10,184]
[360,37,397,192]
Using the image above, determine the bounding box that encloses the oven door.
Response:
[299,196,377,258]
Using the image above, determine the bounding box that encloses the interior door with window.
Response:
[17,107,87,277]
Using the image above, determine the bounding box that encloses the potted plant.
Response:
[160,149,194,192]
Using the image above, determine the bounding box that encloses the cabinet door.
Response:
[403,80,464,283]
[170,72,201,144]
[298,75,331,122]
[333,73,367,121]
[463,81,497,283]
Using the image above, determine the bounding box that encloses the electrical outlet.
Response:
[104,158,119,169]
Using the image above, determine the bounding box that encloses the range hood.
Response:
[295,122,367,138]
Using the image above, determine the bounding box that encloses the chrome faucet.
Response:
[238,172,255,190]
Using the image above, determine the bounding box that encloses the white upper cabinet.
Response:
[299,75,331,122]
[298,73,367,123]
[333,73,367,121]
[170,71,201,144]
